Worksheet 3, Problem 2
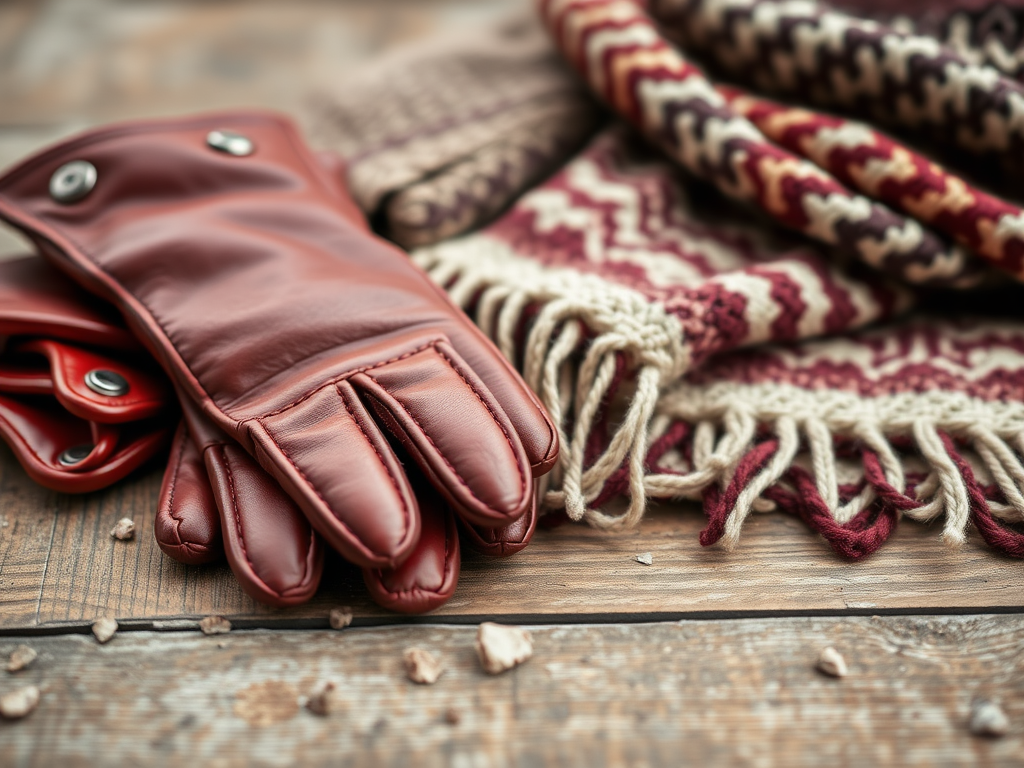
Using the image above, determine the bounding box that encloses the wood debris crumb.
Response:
[444,707,461,725]
[970,700,1009,737]
[305,680,337,716]
[475,622,533,674]
[635,552,653,565]
[91,618,118,644]
[110,517,135,540]
[403,648,443,685]
[199,616,232,635]
[6,645,37,673]
[0,685,40,720]
[233,681,299,727]
[329,607,353,630]
[815,646,848,678]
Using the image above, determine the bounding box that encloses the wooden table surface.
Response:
[0,1,1021,765]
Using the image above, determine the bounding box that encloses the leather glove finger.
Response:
[158,417,538,612]
[157,418,464,612]
[159,399,325,607]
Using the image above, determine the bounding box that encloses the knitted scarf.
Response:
[319,1,1024,559]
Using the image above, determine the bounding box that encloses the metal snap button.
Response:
[206,130,254,157]
[49,160,97,204]
[84,369,130,397]
[58,444,93,467]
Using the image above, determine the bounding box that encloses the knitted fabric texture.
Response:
[408,0,1024,560]
[306,12,605,249]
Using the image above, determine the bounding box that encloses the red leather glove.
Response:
[3,249,532,612]
[158,416,537,611]
[0,112,558,610]
[0,255,171,493]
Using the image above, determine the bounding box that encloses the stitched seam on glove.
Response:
[220,444,261,588]
[362,344,529,510]
[375,517,454,600]
[0,115,440,429]
[250,389,414,553]
[164,430,188,539]
[257,340,442,420]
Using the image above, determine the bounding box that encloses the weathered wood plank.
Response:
[0,616,1020,766]
[1,445,1021,631]
[1,0,1022,630]
[0,0,522,128]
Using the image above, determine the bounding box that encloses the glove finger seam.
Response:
[220,444,261,583]
[251,385,415,561]
[257,340,441,421]
[164,426,187,531]
[433,344,528,507]
[337,384,414,539]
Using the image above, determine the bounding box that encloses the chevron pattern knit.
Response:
[720,89,1024,280]
[650,0,1024,167]
[538,0,985,287]
[409,1,1024,560]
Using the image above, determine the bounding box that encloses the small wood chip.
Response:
[0,685,40,719]
[475,622,533,674]
[329,607,353,630]
[815,646,848,678]
[6,645,37,673]
[970,700,1009,737]
[403,647,443,685]
[109,517,135,540]
[91,618,118,644]
[635,552,653,565]
[305,680,337,716]
[444,706,461,725]
[199,616,232,635]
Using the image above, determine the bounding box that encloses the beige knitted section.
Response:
[306,12,604,248]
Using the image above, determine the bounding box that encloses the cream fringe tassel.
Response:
[415,240,1024,545]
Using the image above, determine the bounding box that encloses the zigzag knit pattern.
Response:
[538,0,985,286]
[412,0,1024,560]
[721,89,1024,280]
[651,0,1024,164]
[415,125,1024,559]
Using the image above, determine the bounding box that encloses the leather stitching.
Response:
[252,384,412,559]
[220,442,316,598]
[219,444,266,593]
[374,344,526,510]
[164,428,187,541]
[258,341,439,420]
[337,386,412,535]
[380,510,455,601]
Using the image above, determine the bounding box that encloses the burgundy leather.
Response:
[2,250,538,612]
[0,112,557,611]
[0,256,172,492]
[155,423,223,565]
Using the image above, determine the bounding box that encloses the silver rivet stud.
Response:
[206,130,254,157]
[58,445,93,467]
[49,160,97,204]
[84,369,130,397]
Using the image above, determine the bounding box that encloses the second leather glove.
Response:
[0,112,557,577]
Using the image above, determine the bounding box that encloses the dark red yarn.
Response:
[939,432,1024,558]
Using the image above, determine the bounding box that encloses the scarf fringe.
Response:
[415,244,1024,559]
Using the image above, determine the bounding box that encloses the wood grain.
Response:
[0,0,1022,632]
[1,445,1021,631]
[0,616,1021,766]
[0,0,524,129]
